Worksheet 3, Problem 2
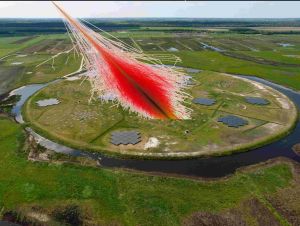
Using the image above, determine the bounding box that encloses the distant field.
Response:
[137,26,230,32]
[1,18,299,36]
[176,51,300,90]
[0,30,300,95]
[0,34,81,94]
[251,27,300,32]
[0,34,69,58]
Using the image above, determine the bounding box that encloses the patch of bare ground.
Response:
[183,158,300,226]
[22,39,56,54]
[241,198,281,226]
[183,197,283,226]
[292,143,300,156]
[220,132,249,146]
[12,36,38,44]
[2,204,121,226]
[235,157,295,175]
[2,210,44,226]
[182,211,246,226]
[262,123,282,134]
[265,159,300,226]
[26,134,99,167]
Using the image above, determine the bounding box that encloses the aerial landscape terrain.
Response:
[0,4,300,226]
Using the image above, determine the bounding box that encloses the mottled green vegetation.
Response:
[0,35,62,58]
[0,34,81,94]
[121,33,300,90]
[175,51,300,90]
[1,32,300,93]
[24,70,297,158]
[1,18,300,36]
[0,117,298,225]
[114,32,300,90]
[0,95,20,114]
[0,65,25,94]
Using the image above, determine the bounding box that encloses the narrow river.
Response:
[8,74,300,178]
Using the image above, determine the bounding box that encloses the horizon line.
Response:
[0,17,300,20]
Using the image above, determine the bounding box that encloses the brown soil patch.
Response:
[182,211,246,226]
[12,36,38,44]
[183,159,300,226]
[183,198,281,226]
[266,160,300,226]
[22,39,56,54]
[292,143,300,156]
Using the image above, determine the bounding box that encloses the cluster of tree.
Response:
[0,18,299,36]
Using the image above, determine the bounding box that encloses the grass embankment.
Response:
[0,116,297,225]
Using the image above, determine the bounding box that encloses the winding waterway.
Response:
[8,74,300,178]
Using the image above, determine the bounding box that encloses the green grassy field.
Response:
[0,35,81,94]
[175,51,300,90]
[0,35,68,58]
[1,32,300,93]
[0,116,299,225]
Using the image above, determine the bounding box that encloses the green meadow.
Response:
[0,117,298,225]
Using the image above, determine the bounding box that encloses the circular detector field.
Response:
[24,70,297,159]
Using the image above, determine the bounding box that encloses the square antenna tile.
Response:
[192,98,216,106]
[217,115,248,128]
[111,130,141,145]
[245,97,270,105]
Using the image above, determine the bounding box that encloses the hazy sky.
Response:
[0,1,299,18]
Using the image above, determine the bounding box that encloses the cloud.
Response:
[234,1,300,18]
[0,1,299,18]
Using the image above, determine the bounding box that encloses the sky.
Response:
[0,1,299,18]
